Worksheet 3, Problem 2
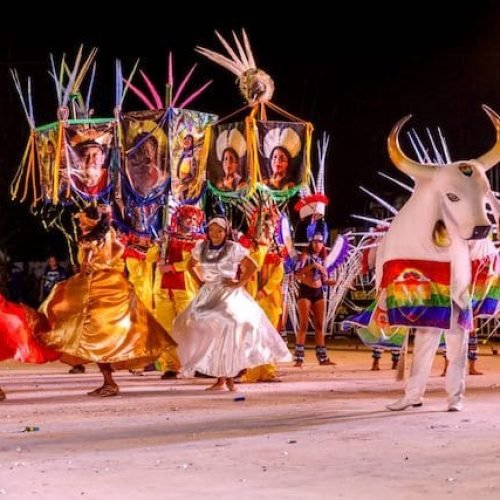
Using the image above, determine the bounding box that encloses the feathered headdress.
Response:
[263,127,302,159]
[216,127,247,161]
[294,132,330,220]
[239,190,280,241]
[196,30,275,106]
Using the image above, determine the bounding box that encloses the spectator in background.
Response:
[40,256,67,302]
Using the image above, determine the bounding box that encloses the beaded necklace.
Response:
[200,240,230,263]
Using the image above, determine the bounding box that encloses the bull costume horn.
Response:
[389,106,500,178]
[477,105,500,171]
[387,115,438,180]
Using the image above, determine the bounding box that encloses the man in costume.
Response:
[348,107,500,412]
[153,204,205,378]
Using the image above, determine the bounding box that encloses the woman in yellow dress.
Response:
[39,206,178,397]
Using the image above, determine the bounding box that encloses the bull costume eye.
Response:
[458,164,473,177]
[446,193,460,202]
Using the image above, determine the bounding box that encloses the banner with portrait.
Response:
[62,120,116,200]
[34,123,59,202]
[122,110,169,199]
[204,121,250,196]
[168,108,217,201]
[253,120,313,198]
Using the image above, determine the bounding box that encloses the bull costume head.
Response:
[368,105,500,330]
[387,105,500,246]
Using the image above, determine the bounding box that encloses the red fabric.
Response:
[294,193,330,212]
[361,248,371,274]
[381,259,450,288]
[264,252,281,265]
[0,294,60,363]
[123,247,147,261]
[160,236,203,289]
[238,235,253,249]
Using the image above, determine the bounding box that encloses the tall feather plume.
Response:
[124,56,211,110]
[196,29,275,105]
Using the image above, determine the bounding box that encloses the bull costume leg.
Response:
[390,307,468,411]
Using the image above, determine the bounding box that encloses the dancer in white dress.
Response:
[173,216,292,391]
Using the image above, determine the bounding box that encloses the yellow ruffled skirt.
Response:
[39,269,178,370]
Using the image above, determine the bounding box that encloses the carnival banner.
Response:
[205,121,249,194]
[62,121,116,199]
[122,110,169,198]
[254,120,311,194]
[34,124,59,202]
[169,108,217,201]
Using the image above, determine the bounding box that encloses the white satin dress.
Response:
[173,240,291,378]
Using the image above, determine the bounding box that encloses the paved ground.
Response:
[1,343,500,499]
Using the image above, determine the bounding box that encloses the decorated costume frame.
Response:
[205,121,250,196]
[121,109,169,199]
[255,121,311,195]
[62,120,115,200]
[169,107,217,201]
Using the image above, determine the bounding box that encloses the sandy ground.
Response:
[1,342,500,500]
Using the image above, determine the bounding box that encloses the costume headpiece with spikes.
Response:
[196,29,275,106]
[294,132,330,220]
[239,191,280,241]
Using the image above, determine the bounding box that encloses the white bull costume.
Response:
[349,105,500,411]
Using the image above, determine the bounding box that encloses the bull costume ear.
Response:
[432,219,451,248]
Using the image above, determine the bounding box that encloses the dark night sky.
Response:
[1,3,500,259]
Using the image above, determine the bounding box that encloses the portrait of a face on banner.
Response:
[62,123,115,198]
[35,125,58,201]
[256,121,308,191]
[207,122,248,193]
[169,108,217,201]
[122,110,169,198]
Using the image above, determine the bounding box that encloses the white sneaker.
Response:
[447,401,464,412]
[386,398,423,411]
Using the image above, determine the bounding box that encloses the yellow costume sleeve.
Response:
[262,261,284,297]
[146,245,159,263]
[244,244,266,298]
[172,249,193,273]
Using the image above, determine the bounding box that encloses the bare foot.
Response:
[205,381,227,391]
[98,384,119,397]
[293,361,303,368]
[87,385,105,396]
[469,368,483,375]
[226,378,236,391]
[371,365,380,371]
[440,371,446,377]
